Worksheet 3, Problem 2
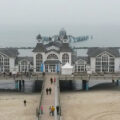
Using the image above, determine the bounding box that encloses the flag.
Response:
[40,63,44,72]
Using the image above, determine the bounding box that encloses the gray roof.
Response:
[45,49,60,53]
[77,56,90,64]
[45,41,61,48]
[76,49,88,56]
[0,48,18,57]
[32,43,46,52]
[18,49,33,57]
[87,47,120,57]
[36,34,42,40]
[16,57,33,65]
[60,43,73,52]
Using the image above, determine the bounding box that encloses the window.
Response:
[19,60,30,72]
[75,59,86,72]
[0,55,9,72]
[36,54,43,72]
[4,57,9,72]
[62,53,69,65]
[95,53,114,72]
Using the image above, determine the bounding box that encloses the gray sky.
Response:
[0,0,120,26]
[0,0,120,47]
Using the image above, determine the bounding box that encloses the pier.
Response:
[37,74,61,120]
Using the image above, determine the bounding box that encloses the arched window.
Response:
[62,53,69,65]
[19,60,29,72]
[95,53,114,72]
[36,54,43,72]
[47,54,58,60]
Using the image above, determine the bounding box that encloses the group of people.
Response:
[39,76,60,117]
[50,77,56,84]
[46,87,52,95]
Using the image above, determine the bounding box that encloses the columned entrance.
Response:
[44,60,61,73]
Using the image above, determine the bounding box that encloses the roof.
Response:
[45,41,61,48]
[63,34,68,39]
[77,49,88,56]
[45,49,60,53]
[0,48,18,57]
[16,57,33,65]
[76,56,90,64]
[36,34,42,40]
[44,60,61,64]
[87,47,120,57]
[18,49,33,57]
[32,43,46,52]
[60,43,73,52]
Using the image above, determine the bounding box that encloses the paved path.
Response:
[39,75,56,120]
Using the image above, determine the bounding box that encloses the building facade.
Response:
[1,30,120,74]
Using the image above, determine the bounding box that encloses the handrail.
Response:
[58,75,62,120]
[37,75,46,120]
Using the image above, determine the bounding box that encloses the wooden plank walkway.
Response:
[39,74,56,120]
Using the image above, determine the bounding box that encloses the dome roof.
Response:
[36,34,42,40]
[59,28,67,37]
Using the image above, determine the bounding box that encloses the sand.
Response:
[61,87,120,120]
[0,92,40,120]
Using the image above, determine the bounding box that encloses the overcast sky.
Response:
[0,0,120,47]
[0,0,120,26]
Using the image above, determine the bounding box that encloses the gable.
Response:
[46,46,60,51]
[75,59,87,65]
[96,51,115,57]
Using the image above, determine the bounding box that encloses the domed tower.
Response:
[63,34,69,43]
[36,34,42,43]
[59,28,67,40]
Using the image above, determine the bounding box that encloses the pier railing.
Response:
[37,75,46,120]
[58,78,62,120]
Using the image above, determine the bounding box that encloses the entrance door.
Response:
[49,65,56,73]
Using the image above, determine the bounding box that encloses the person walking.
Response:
[50,78,53,84]
[49,87,52,94]
[49,106,52,115]
[24,100,27,106]
[46,88,49,95]
[56,105,59,115]
[51,106,55,116]
[54,77,56,84]
[40,105,43,114]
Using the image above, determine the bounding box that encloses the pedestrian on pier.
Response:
[40,105,43,114]
[50,78,53,84]
[51,106,55,116]
[24,100,27,106]
[49,106,52,115]
[46,88,49,95]
[56,105,59,115]
[49,87,52,94]
[54,77,56,84]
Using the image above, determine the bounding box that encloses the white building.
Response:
[32,34,73,73]
[1,30,120,74]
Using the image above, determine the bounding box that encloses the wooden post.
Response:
[85,81,89,91]
[116,80,119,86]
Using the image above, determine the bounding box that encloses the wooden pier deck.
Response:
[38,74,61,120]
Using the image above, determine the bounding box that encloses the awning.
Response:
[44,60,61,64]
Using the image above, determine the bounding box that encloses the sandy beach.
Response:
[0,92,40,120]
[61,84,120,120]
